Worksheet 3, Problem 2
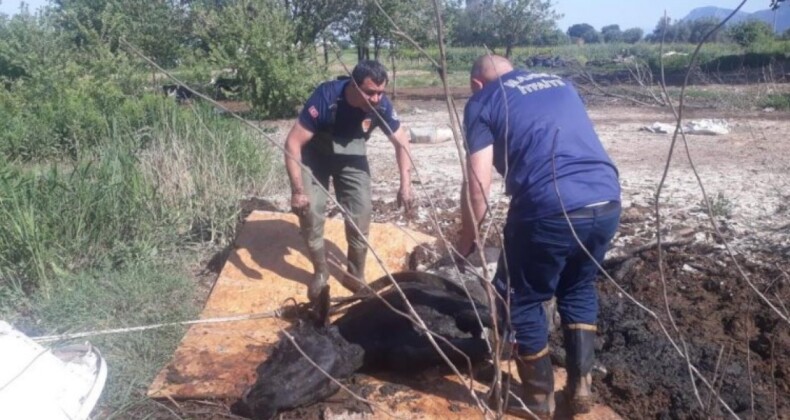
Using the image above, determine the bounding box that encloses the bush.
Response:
[759,93,790,109]
[728,20,775,48]
[195,0,321,118]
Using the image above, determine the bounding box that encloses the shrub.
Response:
[195,0,321,118]
[759,93,790,109]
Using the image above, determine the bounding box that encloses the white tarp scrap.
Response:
[409,126,453,144]
[640,119,731,136]
[0,321,107,420]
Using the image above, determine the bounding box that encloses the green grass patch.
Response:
[0,95,282,416]
[759,93,790,110]
[12,262,199,418]
[0,96,278,297]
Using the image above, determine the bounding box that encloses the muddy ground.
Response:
[243,84,790,419]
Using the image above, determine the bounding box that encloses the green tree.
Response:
[601,24,622,43]
[196,0,319,117]
[622,27,643,43]
[492,0,559,57]
[647,16,691,43]
[727,20,774,47]
[51,0,191,67]
[567,23,601,44]
[451,0,559,56]
[688,17,723,43]
[451,1,498,48]
[535,28,570,46]
[341,0,433,62]
[283,0,356,47]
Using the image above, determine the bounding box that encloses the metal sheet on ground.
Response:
[148,211,434,399]
[148,210,620,419]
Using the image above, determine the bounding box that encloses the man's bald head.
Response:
[471,55,513,83]
[470,54,513,93]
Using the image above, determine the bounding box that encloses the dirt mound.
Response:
[592,243,788,419]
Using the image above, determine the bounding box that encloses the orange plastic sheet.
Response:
[148,210,620,419]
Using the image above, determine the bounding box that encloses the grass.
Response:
[0,94,283,417]
[759,93,790,110]
[26,262,198,418]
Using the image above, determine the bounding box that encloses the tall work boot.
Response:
[307,247,329,303]
[338,246,366,294]
[514,349,555,420]
[563,325,596,414]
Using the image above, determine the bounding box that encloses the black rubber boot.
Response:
[563,325,596,414]
[513,350,555,419]
[338,246,366,294]
[307,247,329,303]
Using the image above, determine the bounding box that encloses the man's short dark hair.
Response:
[351,60,389,86]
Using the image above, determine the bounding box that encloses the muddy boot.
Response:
[307,247,329,303]
[513,349,555,419]
[563,325,596,414]
[338,246,366,294]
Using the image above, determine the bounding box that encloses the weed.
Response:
[759,93,790,110]
[19,262,198,418]
[700,191,734,218]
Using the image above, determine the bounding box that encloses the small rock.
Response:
[682,264,700,274]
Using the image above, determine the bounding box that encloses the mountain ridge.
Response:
[682,5,790,33]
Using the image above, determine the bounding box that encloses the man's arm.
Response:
[459,145,493,256]
[388,126,412,210]
[284,120,315,214]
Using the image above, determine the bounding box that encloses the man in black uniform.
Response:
[284,60,412,303]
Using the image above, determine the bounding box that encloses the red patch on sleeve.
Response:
[308,106,319,119]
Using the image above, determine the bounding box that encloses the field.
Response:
[2,36,790,418]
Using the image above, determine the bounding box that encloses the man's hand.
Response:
[291,191,309,216]
[397,184,413,214]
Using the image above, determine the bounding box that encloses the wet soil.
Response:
[592,217,789,419]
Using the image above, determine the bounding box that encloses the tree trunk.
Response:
[323,37,329,67]
[373,36,381,61]
[505,43,513,59]
[390,49,397,100]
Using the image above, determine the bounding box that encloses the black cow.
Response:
[161,84,193,104]
[233,271,494,419]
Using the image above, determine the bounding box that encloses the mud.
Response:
[591,241,789,419]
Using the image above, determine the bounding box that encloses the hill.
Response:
[682,4,790,33]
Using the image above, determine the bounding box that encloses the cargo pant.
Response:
[298,147,372,260]
[494,201,621,357]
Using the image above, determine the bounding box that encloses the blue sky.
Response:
[0,0,769,32]
[1,0,47,16]
[554,0,764,32]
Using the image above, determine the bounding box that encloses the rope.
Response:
[31,310,282,343]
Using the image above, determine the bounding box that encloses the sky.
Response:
[1,0,47,16]
[555,0,765,32]
[0,0,771,32]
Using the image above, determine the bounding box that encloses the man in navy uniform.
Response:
[457,55,621,418]
[284,60,412,303]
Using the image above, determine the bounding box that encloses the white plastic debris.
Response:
[409,126,453,144]
[639,119,730,136]
[0,321,108,420]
